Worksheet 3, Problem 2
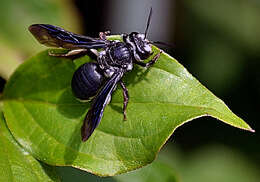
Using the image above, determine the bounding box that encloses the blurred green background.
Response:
[0,0,259,181]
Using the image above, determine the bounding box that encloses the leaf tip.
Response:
[249,128,255,133]
[242,125,255,133]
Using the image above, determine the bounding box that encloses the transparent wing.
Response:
[81,72,123,141]
[29,24,109,49]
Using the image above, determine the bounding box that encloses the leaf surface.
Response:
[3,36,253,176]
[0,113,60,182]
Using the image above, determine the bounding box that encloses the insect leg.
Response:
[119,80,129,121]
[90,49,100,57]
[48,49,88,57]
[135,50,162,68]
[99,31,111,40]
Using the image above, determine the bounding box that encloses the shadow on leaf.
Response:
[56,88,88,119]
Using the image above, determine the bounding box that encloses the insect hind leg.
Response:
[120,80,129,121]
[48,49,88,57]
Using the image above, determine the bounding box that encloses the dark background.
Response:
[0,0,259,181]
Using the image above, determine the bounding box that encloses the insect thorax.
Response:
[98,41,133,77]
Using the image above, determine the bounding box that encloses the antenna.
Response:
[144,7,153,39]
[150,41,175,48]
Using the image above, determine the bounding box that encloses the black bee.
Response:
[29,8,162,141]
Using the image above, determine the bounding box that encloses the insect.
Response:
[29,8,162,142]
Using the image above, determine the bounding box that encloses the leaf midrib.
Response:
[4,97,239,137]
[3,97,217,110]
[3,97,217,161]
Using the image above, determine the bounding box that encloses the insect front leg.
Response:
[120,80,129,121]
[48,49,88,57]
[135,50,162,68]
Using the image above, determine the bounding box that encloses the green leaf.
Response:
[115,160,179,182]
[0,113,60,182]
[2,36,253,176]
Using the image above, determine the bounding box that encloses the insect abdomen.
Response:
[71,62,105,100]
